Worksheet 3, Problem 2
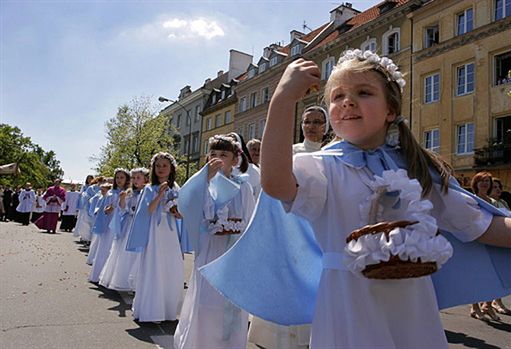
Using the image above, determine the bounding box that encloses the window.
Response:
[361,38,377,52]
[495,116,511,143]
[259,119,266,137]
[457,8,473,35]
[383,27,400,55]
[186,114,191,126]
[203,140,209,155]
[495,0,511,20]
[456,63,475,96]
[215,114,222,128]
[248,68,256,78]
[424,25,439,48]
[322,57,335,80]
[221,90,226,100]
[224,111,232,123]
[262,87,270,103]
[424,128,440,153]
[212,94,217,104]
[250,92,257,108]
[239,96,247,112]
[457,123,474,154]
[176,113,182,128]
[206,117,212,130]
[495,51,511,85]
[183,135,190,155]
[237,127,244,139]
[424,74,440,103]
[248,123,256,139]
[270,56,278,67]
[259,63,266,74]
[194,105,201,122]
[192,132,199,153]
[291,45,302,56]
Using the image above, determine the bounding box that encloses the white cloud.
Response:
[123,16,226,42]
[163,18,187,29]
[189,18,224,40]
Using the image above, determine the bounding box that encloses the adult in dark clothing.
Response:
[10,187,21,222]
[3,187,13,221]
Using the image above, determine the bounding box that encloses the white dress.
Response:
[286,154,493,349]
[174,180,255,349]
[132,187,184,322]
[75,185,98,240]
[16,190,35,213]
[89,190,117,282]
[100,191,141,291]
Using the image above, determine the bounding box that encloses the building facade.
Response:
[200,79,239,166]
[411,0,511,189]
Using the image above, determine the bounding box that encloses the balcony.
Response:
[474,141,511,167]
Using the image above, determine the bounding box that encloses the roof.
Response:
[308,0,411,53]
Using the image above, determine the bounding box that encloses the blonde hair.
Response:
[324,53,452,195]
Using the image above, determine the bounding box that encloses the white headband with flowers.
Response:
[336,49,406,92]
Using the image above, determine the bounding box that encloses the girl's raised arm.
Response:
[260,59,320,202]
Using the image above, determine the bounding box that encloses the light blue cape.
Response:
[178,165,243,254]
[200,141,511,325]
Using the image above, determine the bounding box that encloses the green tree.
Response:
[0,124,63,188]
[92,96,186,182]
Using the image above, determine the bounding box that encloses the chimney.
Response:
[204,78,211,85]
[263,46,272,58]
[178,85,192,99]
[228,49,252,81]
[330,3,359,26]
[378,0,398,14]
[290,30,305,42]
[217,70,224,77]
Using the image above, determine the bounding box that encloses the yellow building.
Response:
[411,0,511,189]
[199,80,239,166]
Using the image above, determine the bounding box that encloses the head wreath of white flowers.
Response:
[209,135,242,154]
[336,49,406,92]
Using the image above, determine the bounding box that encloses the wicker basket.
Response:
[346,220,438,279]
[345,187,438,280]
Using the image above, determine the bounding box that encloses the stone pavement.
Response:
[0,220,509,348]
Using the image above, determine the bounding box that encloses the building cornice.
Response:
[414,17,511,62]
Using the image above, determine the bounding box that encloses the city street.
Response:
[0,220,510,349]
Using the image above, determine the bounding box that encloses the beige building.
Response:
[411,0,511,189]
[199,79,240,166]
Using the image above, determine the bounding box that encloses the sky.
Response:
[1,0,381,183]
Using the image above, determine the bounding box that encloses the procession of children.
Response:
[3,49,511,349]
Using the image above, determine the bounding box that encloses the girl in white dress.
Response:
[174,135,256,349]
[89,169,130,283]
[73,175,94,239]
[258,49,511,349]
[100,168,148,291]
[129,153,184,323]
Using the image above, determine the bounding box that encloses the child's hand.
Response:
[104,205,114,214]
[158,182,169,197]
[207,158,223,181]
[119,191,127,199]
[274,59,320,102]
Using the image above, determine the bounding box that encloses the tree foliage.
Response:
[0,124,64,188]
[92,96,186,182]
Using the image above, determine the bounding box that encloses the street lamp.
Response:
[159,96,192,180]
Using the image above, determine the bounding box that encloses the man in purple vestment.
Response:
[35,179,66,233]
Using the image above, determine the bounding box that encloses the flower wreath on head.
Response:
[336,49,406,92]
[209,134,243,156]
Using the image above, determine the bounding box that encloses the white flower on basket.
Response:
[345,169,453,275]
